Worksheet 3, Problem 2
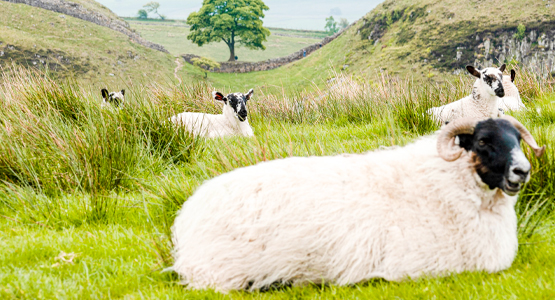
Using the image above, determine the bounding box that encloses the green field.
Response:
[2,1,555,298]
[126,19,323,61]
[0,65,554,299]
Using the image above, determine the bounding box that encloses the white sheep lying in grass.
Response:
[171,116,545,292]
[498,69,525,111]
[170,90,254,138]
[428,65,506,123]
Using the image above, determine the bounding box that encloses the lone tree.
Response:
[325,16,339,35]
[143,2,166,20]
[187,0,270,62]
[137,9,148,19]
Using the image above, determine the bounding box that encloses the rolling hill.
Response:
[2,0,555,94]
[0,1,181,86]
[177,0,555,92]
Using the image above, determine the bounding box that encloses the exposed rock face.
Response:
[3,0,168,53]
[429,23,555,77]
[472,29,555,76]
[182,22,357,73]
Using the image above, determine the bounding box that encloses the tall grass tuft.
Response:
[0,67,202,225]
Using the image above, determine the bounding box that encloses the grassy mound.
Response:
[0,1,181,84]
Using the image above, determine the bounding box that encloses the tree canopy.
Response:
[186,0,270,61]
[143,2,165,20]
[137,9,148,19]
[325,16,339,35]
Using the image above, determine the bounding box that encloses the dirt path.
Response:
[174,58,183,85]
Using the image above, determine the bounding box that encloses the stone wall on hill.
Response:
[3,0,168,53]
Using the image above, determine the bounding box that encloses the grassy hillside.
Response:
[174,27,359,93]
[181,0,555,93]
[349,0,555,77]
[0,1,184,85]
[126,19,322,61]
[68,0,121,20]
[0,65,554,299]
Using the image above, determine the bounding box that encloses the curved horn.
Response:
[502,115,546,157]
[437,118,480,161]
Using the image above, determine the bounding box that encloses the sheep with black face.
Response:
[428,65,506,123]
[171,116,545,292]
[101,89,125,108]
[170,89,254,138]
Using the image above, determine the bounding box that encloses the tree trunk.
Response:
[227,32,236,61]
[228,44,235,61]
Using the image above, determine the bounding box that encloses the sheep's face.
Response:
[213,89,253,122]
[101,89,125,107]
[458,119,530,196]
[467,65,505,98]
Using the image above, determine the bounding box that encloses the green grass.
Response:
[126,20,322,61]
[0,65,554,298]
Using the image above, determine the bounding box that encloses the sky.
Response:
[95,0,383,30]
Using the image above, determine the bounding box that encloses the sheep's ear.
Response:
[466,66,481,78]
[510,70,516,82]
[245,88,254,100]
[213,91,226,102]
[121,89,125,96]
[499,64,506,73]
[101,88,109,98]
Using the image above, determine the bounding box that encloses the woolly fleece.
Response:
[170,104,254,138]
[498,75,525,111]
[428,68,504,123]
[172,134,519,292]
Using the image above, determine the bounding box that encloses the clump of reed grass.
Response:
[0,66,201,198]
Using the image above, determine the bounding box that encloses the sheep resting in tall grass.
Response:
[170,89,254,138]
[499,69,525,111]
[428,65,506,123]
[171,116,545,292]
[101,88,125,108]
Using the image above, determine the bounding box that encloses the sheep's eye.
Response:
[478,140,486,146]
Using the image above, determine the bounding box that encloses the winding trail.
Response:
[174,58,183,85]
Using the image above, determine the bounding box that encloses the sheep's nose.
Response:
[496,89,505,98]
[238,111,247,121]
[509,165,530,183]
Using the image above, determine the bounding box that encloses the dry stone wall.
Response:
[3,0,168,53]
[182,22,358,73]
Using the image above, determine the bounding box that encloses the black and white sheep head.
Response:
[467,64,506,98]
[213,89,254,122]
[101,89,125,107]
[437,116,546,196]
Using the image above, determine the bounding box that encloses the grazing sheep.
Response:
[172,116,545,292]
[499,70,525,111]
[101,88,125,108]
[428,65,506,123]
[170,90,254,138]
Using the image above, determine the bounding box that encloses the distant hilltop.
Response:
[333,0,555,79]
[2,0,167,52]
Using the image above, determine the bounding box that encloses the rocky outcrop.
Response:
[3,0,168,53]
[182,22,358,73]
[427,23,555,77]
